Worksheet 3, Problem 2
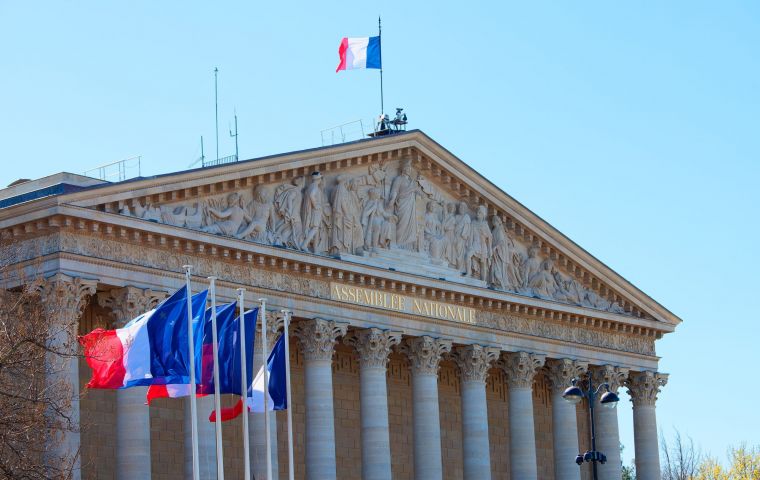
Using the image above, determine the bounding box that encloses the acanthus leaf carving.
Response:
[625,371,668,407]
[344,328,402,369]
[545,358,589,393]
[450,344,500,383]
[398,336,452,376]
[97,286,168,327]
[498,351,546,389]
[293,318,348,362]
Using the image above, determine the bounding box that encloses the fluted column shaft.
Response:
[294,318,348,480]
[250,316,283,480]
[591,365,629,480]
[546,359,588,480]
[36,274,97,480]
[500,351,546,480]
[98,286,166,480]
[627,371,668,480]
[400,336,452,480]
[452,345,500,480]
[345,328,402,480]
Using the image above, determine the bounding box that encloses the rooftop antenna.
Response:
[214,67,219,162]
[229,110,239,161]
[187,136,206,169]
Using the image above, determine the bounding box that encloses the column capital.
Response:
[293,318,348,361]
[97,286,167,326]
[32,273,97,320]
[398,336,452,376]
[344,328,402,369]
[256,310,286,347]
[499,351,546,389]
[451,344,500,383]
[590,364,630,393]
[545,358,589,394]
[625,371,668,407]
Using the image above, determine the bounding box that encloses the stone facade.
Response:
[0,131,680,479]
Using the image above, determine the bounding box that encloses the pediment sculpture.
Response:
[117,158,626,315]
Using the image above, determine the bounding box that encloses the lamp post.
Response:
[562,375,620,480]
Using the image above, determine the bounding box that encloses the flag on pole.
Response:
[209,334,287,422]
[336,36,381,72]
[146,305,256,404]
[79,287,208,389]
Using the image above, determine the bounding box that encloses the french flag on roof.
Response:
[336,36,381,72]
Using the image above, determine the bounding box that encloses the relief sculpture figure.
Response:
[272,176,305,249]
[237,185,273,242]
[423,201,444,260]
[386,159,421,250]
[529,258,560,299]
[202,192,251,237]
[442,202,457,267]
[330,174,364,256]
[361,187,396,252]
[300,172,331,254]
[453,201,471,272]
[465,205,492,280]
[521,246,542,291]
[491,215,522,290]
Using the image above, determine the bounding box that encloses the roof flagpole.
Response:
[379,16,384,118]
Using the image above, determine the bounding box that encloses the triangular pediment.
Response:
[58,131,680,327]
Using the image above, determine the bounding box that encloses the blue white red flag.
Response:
[209,334,287,422]
[336,36,381,72]
[146,305,257,404]
[79,287,208,389]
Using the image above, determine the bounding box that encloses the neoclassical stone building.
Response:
[0,131,679,480]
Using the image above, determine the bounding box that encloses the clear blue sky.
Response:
[2,1,758,467]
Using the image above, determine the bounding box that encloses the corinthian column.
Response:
[34,273,98,480]
[451,345,500,480]
[626,371,668,480]
[344,328,402,480]
[399,336,452,480]
[294,318,348,480]
[499,351,546,480]
[250,313,284,480]
[98,286,166,480]
[590,365,629,480]
[545,359,588,480]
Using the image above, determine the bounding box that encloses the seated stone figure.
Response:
[202,192,251,237]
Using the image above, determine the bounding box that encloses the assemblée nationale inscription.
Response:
[330,282,476,324]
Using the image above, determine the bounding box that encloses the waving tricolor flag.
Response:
[79,287,208,389]
[336,36,381,72]
[209,334,287,422]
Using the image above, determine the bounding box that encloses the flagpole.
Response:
[281,310,295,480]
[237,288,251,480]
[378,16,384,117]
[259,299,273,480]
[208,277,225,479]
[183,265,201,480]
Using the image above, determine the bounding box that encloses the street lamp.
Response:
[562,375,620,480]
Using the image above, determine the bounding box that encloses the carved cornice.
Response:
[344,328,403,369]
[5,233,662,357]
[545,358,589,394]
[293,318,348,362]
[590,364,630,394]
[97,286,167,327]
[499,351,546,389]
[398,336,452,376]
[450,344,500,383]
[625,371,668,407]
